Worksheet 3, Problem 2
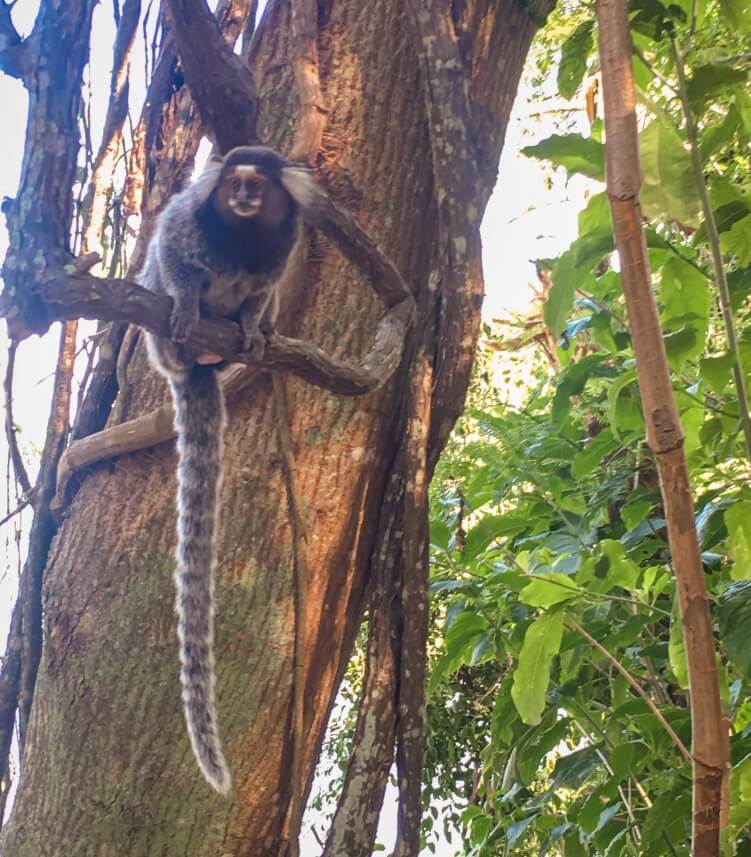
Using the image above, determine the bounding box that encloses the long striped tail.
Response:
[170,364,231,794]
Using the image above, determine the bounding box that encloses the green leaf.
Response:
[718,580,751,681]
[572,428,618,479]
[552,355,609,423]
[610,743,635,780]
[701,105,742,160]
[607,369,641,438]
[640,120,702,227]
[621,498,651,531]
[520,573,584,608]
[700,352,736,393]
[428,612,490,693]
[521,134,605,181]
[558,20,594,99]
[464,513,529,559]
[726,502,751,579]
[550,745,603,790]
[546,231,614,336]
[718,0,751,32]
[517,716,570,784]
[686,64,748,112]
[720,214,751,266]
[660,256,710,337]
[669,594,689,689]
[511,611,565,725]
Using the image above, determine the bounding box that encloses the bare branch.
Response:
[3,341,32,498]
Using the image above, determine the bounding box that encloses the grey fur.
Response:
[140,147,317,794]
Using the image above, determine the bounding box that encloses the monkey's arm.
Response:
[157,241,210,344]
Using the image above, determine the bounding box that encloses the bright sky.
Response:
[0,1,589,852]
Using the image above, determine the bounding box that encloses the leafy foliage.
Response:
[421,0,751,853]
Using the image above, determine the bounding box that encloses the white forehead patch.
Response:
[233,165,259,177]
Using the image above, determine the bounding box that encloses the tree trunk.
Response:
[1,1,546,854]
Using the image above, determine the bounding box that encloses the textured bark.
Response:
[597,0,730,853]
[1,1,546,854]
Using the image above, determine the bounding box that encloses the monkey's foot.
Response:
[170,304,200,344]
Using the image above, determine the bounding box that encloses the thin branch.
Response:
[670,36,751,463]
[567,618,691,764]
[0,494,33,529]
[3,341,32,498]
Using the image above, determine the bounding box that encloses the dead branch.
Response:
[597,0,730,852]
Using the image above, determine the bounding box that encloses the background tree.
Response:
[0,1,549,855]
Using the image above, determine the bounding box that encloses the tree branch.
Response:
[162,0,259,152]
[0,0,27,80]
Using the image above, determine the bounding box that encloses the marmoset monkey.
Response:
[140,146,319,794]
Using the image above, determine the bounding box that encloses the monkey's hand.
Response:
[170,301,200,345]
[242,323,266,362]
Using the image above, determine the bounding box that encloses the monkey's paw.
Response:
[243,327,266,362]
[170,305,200,344]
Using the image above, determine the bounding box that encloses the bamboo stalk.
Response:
[596,0,729,853]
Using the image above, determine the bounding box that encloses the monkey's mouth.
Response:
[230,199,262,218]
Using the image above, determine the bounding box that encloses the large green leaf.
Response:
[718,580,751,681]
[520,574,584,608]
[669,594,689,689]
[720,214,751,267]
[511,611,565,725]
[521,134,605,181]
[726,502,751,580]
[718,0,751,32]
[686,64,748,112]
[558,20,594,99]
[640,121,702,227]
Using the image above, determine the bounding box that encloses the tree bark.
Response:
[1,1,547,854]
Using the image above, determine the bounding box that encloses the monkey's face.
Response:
[216,164,291,225]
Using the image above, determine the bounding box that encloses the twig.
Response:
[567,617,691,763]
[3,341,32,498]
[0,495,33,529]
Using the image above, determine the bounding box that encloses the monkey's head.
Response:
[214,147,294,227]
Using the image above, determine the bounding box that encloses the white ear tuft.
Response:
[280,166,327,222]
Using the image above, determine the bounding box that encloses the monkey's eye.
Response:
[230,178,241,191]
